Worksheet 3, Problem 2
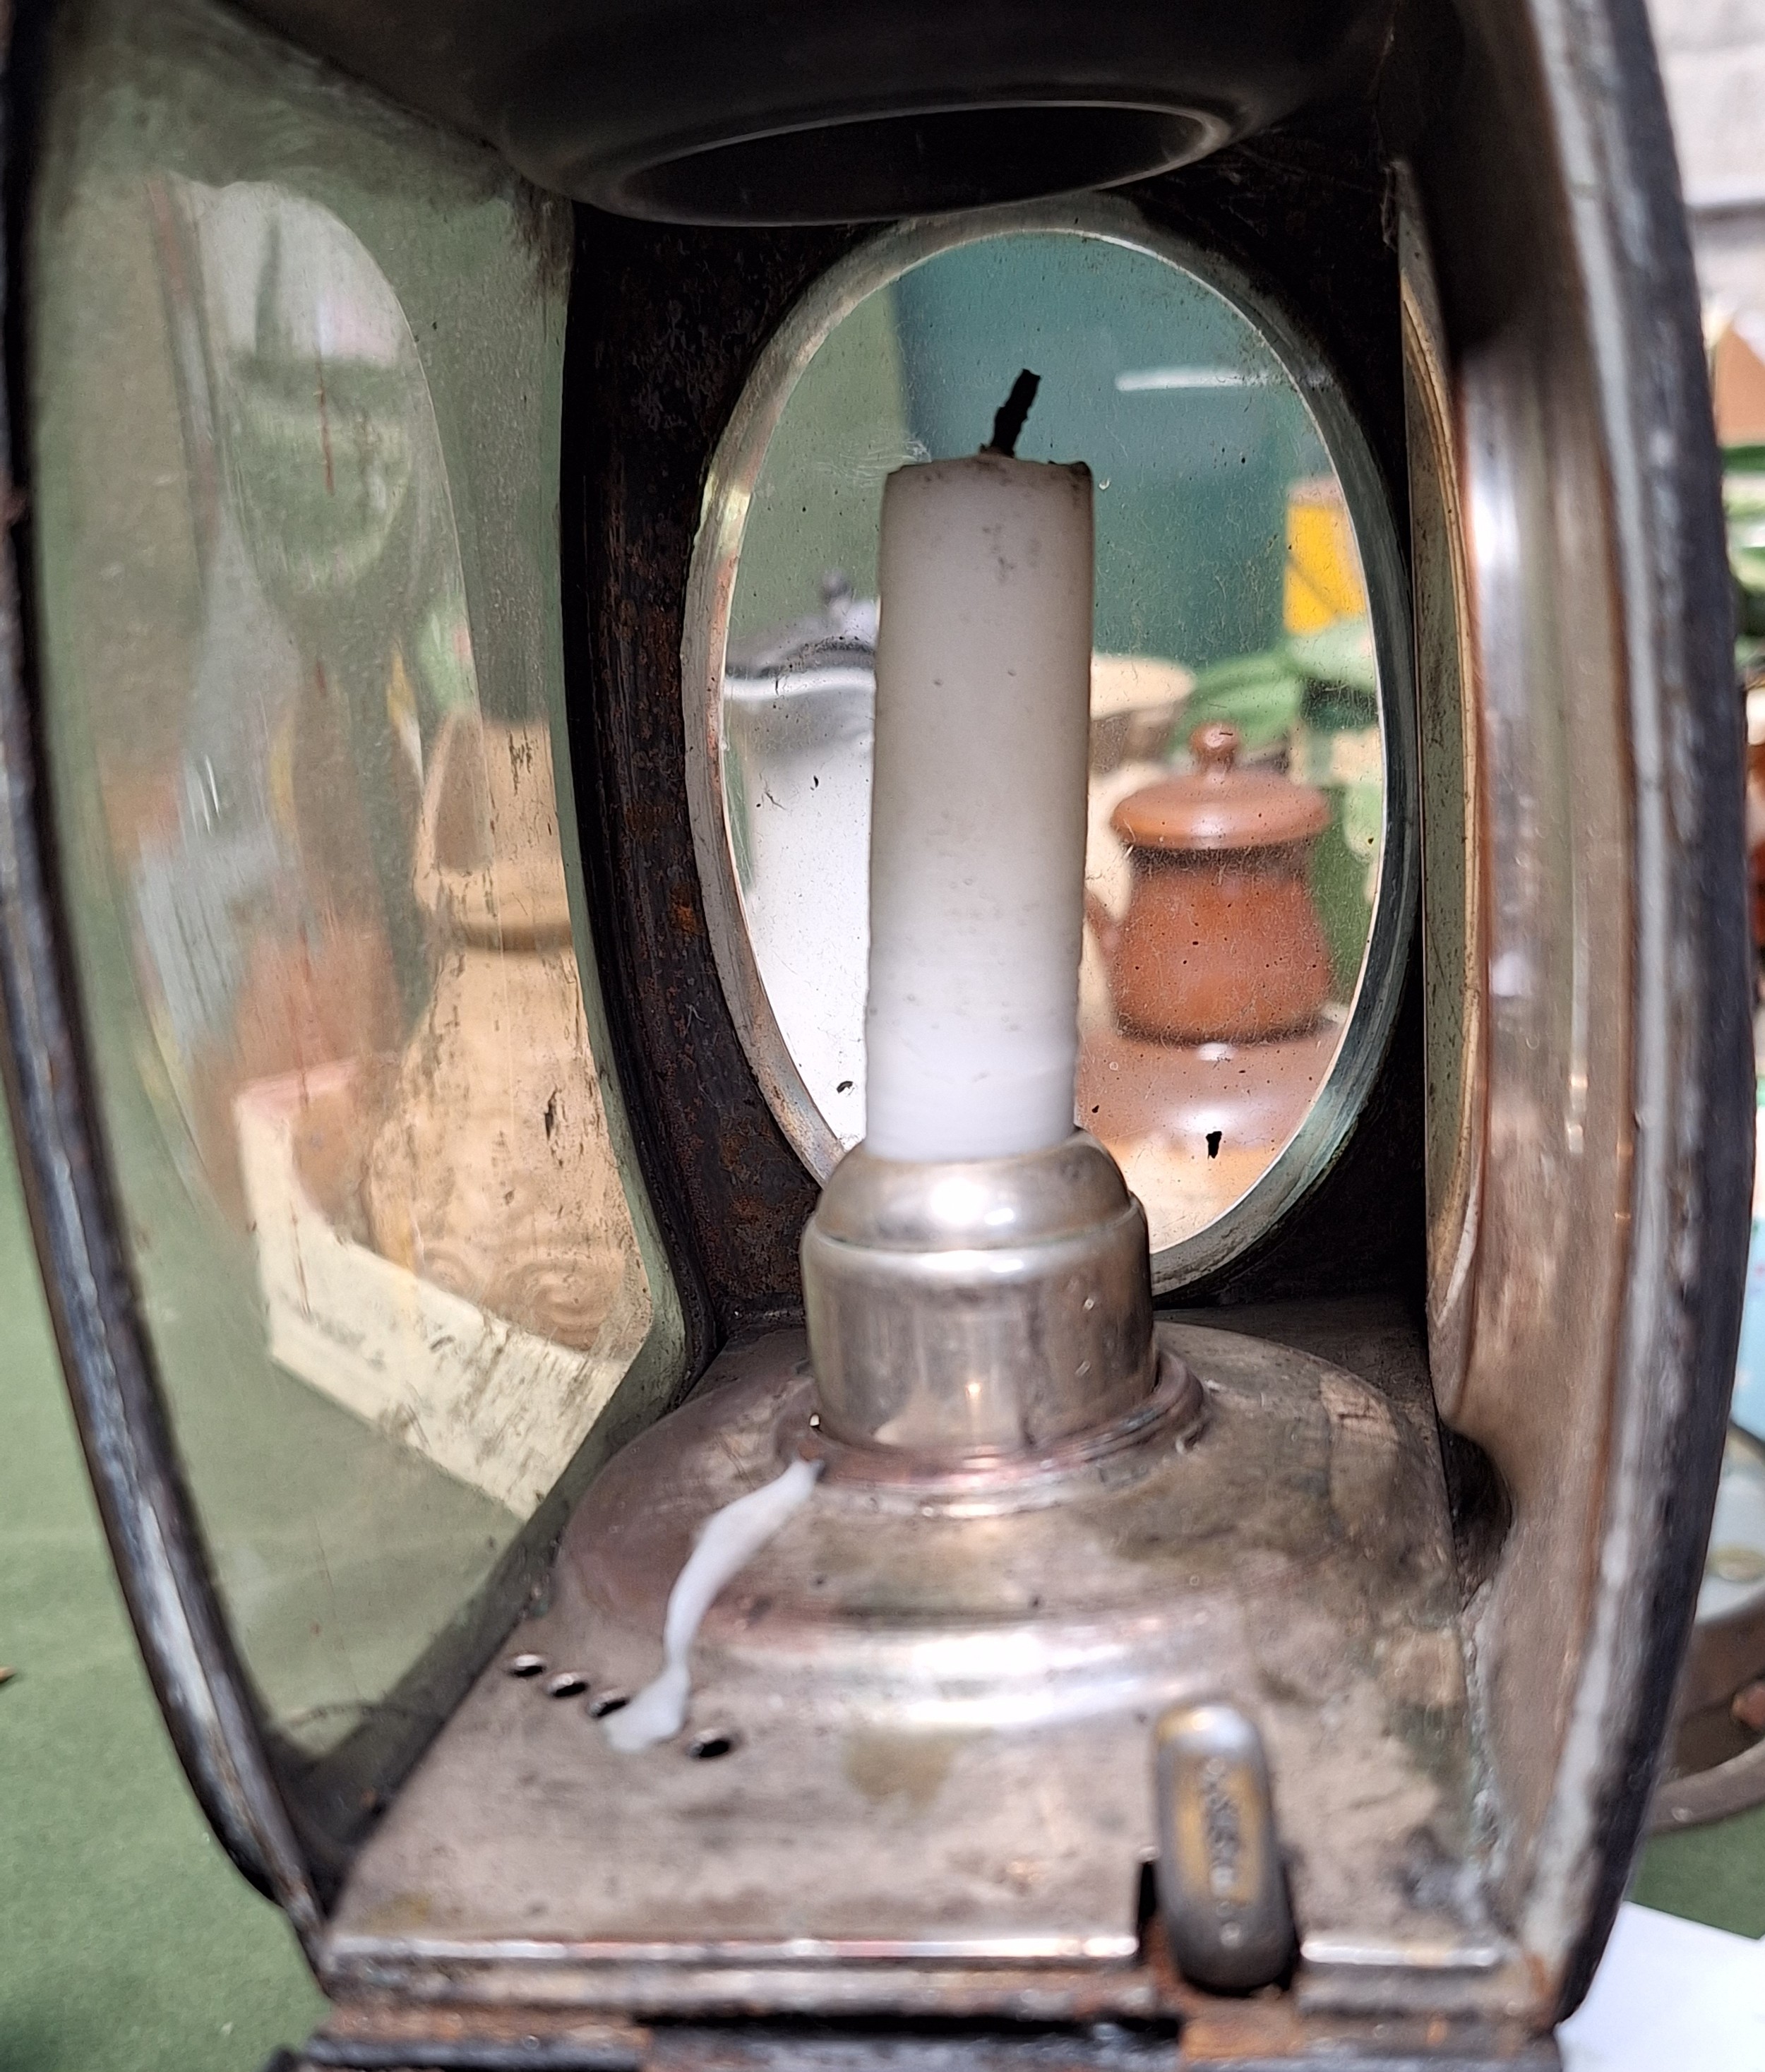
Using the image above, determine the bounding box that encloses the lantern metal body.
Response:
[0,0,1750,2065]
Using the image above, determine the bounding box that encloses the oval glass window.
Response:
[686,202,1415,1288]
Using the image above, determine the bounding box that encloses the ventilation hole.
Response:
[687,1729,739,1760]
[588,1691,630,1718]
[1134,1857,1159,1942]
[506,1653,546,1678]
[546,1671,587,1698]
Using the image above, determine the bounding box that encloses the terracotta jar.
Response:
[365,711,640,1350]
[1091,721,1332,1044]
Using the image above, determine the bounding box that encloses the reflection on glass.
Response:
[34,11,668,1761]
[722,232,1384,1254]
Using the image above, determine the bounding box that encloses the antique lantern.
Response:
[0,0,1751,2064]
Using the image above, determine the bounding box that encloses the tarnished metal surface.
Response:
[297,1940,1570,2072]
[1405,0,1751,2013]
[1154,1703,1295,1992]
[302,1958,1560,2068]
[323,1960,1178,2024]
[801,1346,1204,1518]
[305,2002,645,2066]
[803,1135,1155,1454]
[297,1997,1561,2071]
[1401,174,1484,1425]
[323,1319,1516,2019]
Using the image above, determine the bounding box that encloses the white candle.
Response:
[864,453,1094,1163]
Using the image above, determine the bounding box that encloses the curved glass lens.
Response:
[717,227,1396,1262]
[31,0,682,1771]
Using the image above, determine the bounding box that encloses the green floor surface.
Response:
[1634,1802,1765,1939]
[0,1104,323,2072]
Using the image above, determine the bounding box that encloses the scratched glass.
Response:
[719,228,1393,1269]
[30,0,682,1771]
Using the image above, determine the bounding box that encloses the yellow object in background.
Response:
[1285,476,1368,633]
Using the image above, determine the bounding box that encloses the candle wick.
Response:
[982,368,1041,458]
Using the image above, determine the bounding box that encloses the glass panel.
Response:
[31,0,682,1760]
[719,227,1394,1261]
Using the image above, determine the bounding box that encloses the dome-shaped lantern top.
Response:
[234,0,1400,220]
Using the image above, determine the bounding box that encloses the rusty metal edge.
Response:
[285,2025,1561,2072]
[1514,0,1752,2018]
[289,1999,1563,2072]
[314,1959,1176,2023]
[0,0,321,1938]
[288,2052,1558,2071]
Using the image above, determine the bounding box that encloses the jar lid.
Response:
[1111,721,1329,854]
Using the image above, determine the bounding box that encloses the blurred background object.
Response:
[1654,0,1765,323]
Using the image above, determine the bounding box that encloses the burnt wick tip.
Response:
[983,368,1041,458]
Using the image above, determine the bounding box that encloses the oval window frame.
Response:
[682,194,1418,1294]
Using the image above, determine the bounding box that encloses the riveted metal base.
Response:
[324,1310,1523,2035]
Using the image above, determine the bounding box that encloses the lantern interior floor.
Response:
[322,1303,1531,2025]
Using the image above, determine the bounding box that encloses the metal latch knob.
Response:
[1154,1701,1296,1992]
